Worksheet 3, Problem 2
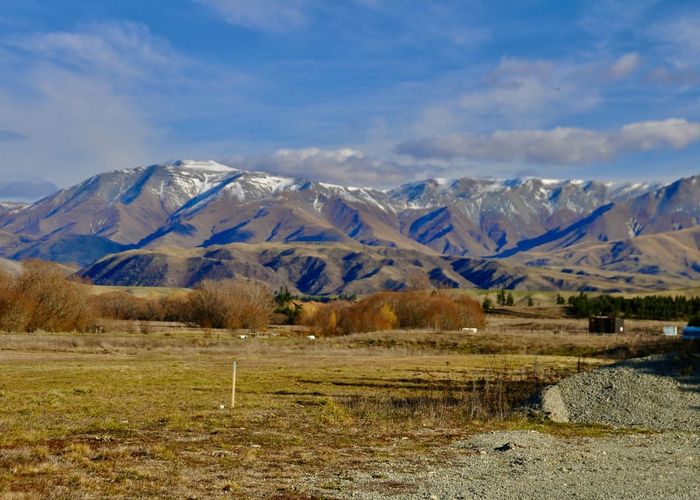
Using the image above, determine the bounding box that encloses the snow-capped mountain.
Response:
[0,161,239,244]
[0,159,698,292]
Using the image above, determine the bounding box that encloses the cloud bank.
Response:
[395,119,700,164]
[249,147,425,187]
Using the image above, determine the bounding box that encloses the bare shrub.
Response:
[303,301,348,337]
[0,269,27,331]
[307,290,485,336]
[187,279,274,330]
[159,294,190,322]
[91,292,148,320]
[91,291,173,322]
[0,261,95,332]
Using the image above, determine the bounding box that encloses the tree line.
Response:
[567,292,700,321]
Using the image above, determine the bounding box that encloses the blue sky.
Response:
[1,0,699,190]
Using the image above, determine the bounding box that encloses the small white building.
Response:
[662,326,678,336]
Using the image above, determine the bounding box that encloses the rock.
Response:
[541,385,570,423]
[495,442,516,452]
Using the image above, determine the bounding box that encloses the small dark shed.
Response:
[589,316,624,334]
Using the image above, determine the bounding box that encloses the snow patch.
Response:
[170,159,235,173]
[540,178,564,186]
[245,173,296,192]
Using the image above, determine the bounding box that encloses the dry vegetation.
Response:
[1,320,684,498]
[91,279,275,330]
[92,285,484,337]
[305,290,485,336]
[0,263,694,497]
[0,333,594,498]
[0,261,94,332]
[187,280,273,330]
[0,264,277,334]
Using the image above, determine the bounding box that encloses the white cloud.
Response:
[196,0,308,32]
[0,22,254,186]
[465,57,555,114]
[647,65,700,86]
[0,23,186,185]
[618,119,700,150]
[652,15,700,69]
[16,22,180,80]
[459,57,559,116]
[411,56,600,135]
[0,66,161,184]
[395,118,700,164]
[579,0,658,37]
[249,147,428,187]
[609,52,641,80]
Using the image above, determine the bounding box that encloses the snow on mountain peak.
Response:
[221,172,299,202]
[167,159,236,173]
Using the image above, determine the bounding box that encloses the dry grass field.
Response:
[0,317,683,498]
[90,283,700,308]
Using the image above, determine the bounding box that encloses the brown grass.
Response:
[333,328,684,359]
[0,326,653,498]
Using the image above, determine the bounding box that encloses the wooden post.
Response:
[231,361,237,410]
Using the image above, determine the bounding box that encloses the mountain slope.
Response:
[78,242,697,293]
[390,177,658,255]
[496,175,700,257]
[79,243,468,294]
[1,159,698,292]
[0,256,21,275]
[516,225,700,280]
[0,161,238,245]
[0,160,667,267]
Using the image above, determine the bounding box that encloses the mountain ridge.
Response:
[0,160,697,292]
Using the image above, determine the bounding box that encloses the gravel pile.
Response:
[540,352,699,431]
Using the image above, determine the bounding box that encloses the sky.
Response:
[1,0,700,194]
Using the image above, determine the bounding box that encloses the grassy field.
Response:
[88,285,190,299]
[0,322,681,498]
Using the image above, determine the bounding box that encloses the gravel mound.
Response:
[540,352,699,431]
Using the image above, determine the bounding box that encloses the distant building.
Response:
[663,326,678,336]
[589,316,624,334]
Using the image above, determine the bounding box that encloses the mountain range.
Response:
[0,160,698,293]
